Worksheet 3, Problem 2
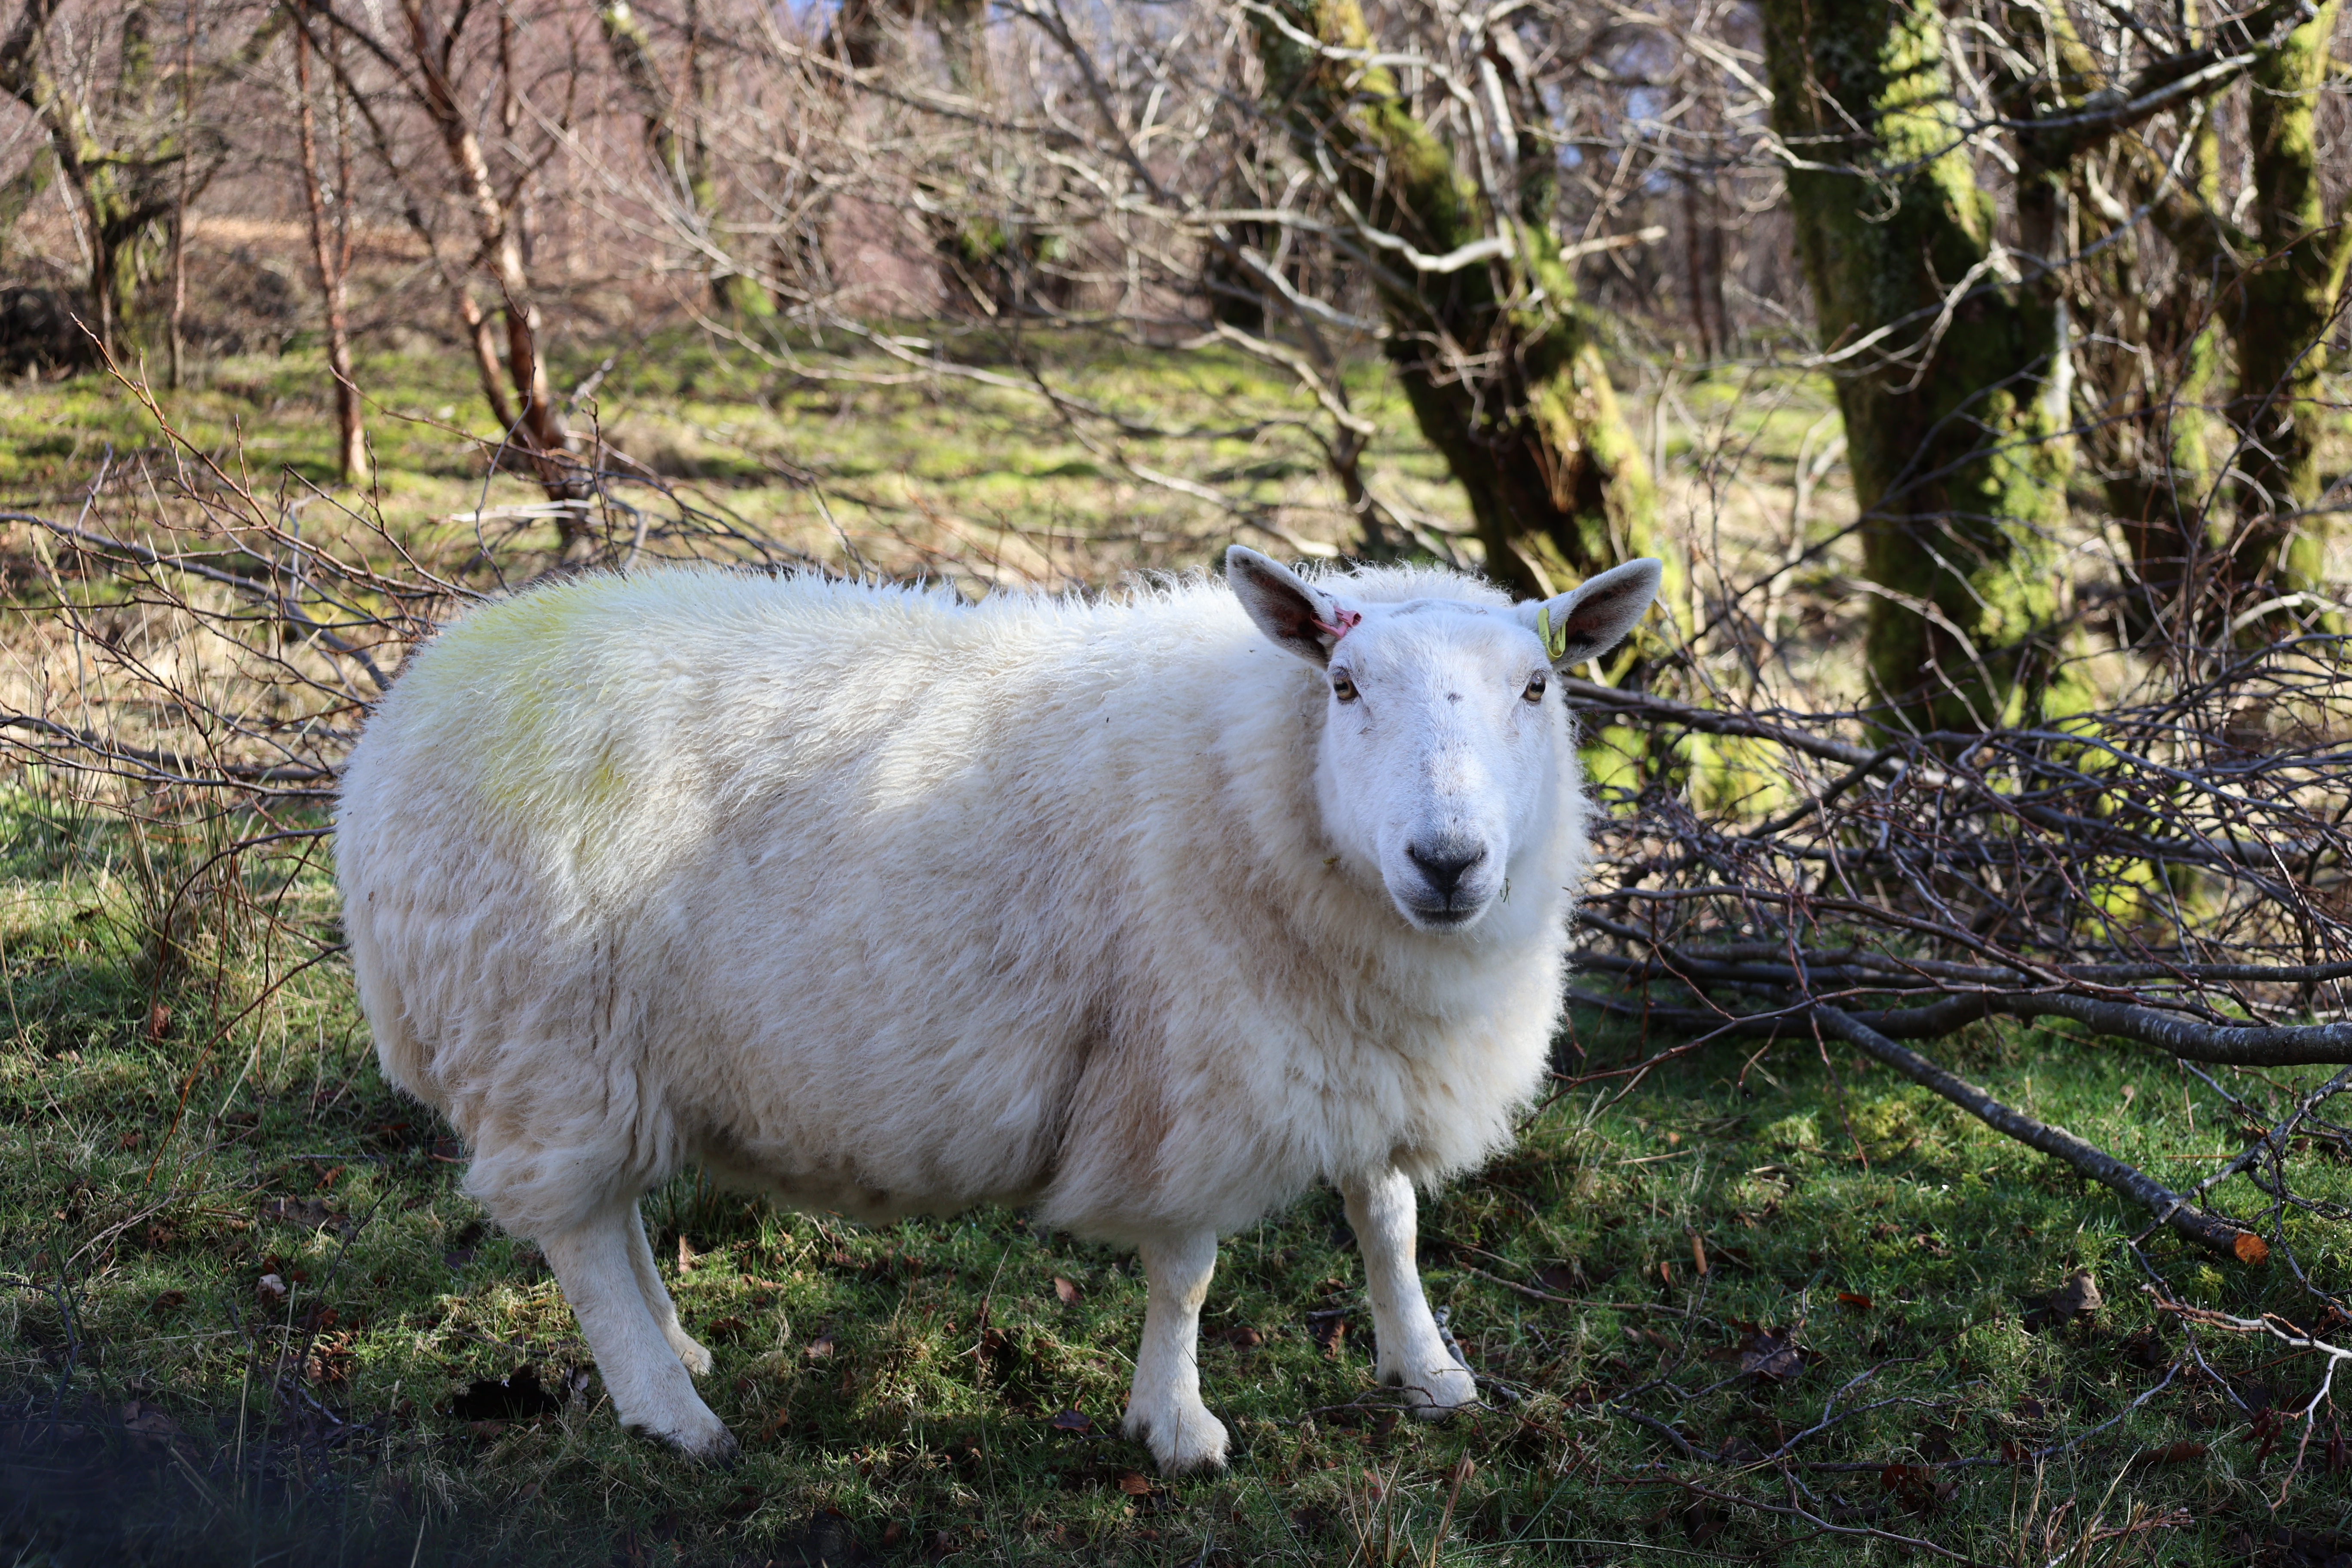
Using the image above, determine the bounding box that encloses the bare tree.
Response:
[292,12,366,483]
[0,0,252,353]
[310,0,591,547]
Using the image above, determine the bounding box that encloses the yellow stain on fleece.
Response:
[409,580,632,835]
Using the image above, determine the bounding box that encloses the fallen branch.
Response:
[1810,1005,2269,1263]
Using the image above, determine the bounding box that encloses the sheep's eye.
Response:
[1522,671,1547,704]
[1330,672,1360,703]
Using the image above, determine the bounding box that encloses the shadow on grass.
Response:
[0,1392,892,1568]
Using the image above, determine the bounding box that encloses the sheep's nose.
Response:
[1407,841,1486,901]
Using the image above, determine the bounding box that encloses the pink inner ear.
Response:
[1311,607,1362,640]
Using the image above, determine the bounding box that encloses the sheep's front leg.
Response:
[540,1201,737,1463]
[1341,1167,1475,1415]
[1121,1229,1228,1474]
[622,1204,714,1376]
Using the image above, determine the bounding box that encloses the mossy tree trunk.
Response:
[1760,0,2073,732]
[1250,0,1657,599]
[0,0,229,356]
[2225,0,2345,617]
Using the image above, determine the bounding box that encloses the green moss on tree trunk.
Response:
[1761,0,2073,731]
[2226,0,2342,616]
[1253,0,1657,597]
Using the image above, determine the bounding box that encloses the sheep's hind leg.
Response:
[623,1203,714,1376]
[1341,1167,1476,1416]
[540,1201,736,1462]
[1121,1228,1228,1474]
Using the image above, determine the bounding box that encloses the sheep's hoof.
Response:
[1123,1402,1229,1476]
[1392,1361,1479,1419]
[631,1413,739,1467]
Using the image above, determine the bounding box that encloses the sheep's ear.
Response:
[1518,558,1663,668]
[1225,545,1354,665]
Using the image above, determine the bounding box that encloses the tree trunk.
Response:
[2225,0,2344,622]
[2071,113,2225,640]
[294,21,367,484]
[0,0,242,361]
[1760,0,2071,732]
[598,0,769,320]
[1252,0,1657,597]
[394,0,589,553]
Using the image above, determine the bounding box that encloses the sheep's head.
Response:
[1228,546,1661,933]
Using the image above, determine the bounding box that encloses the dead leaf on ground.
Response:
[1683,1501,1729,1546]
[263,1195,343,1232]
[1730,1325,1807,1380]
[804,1334,836,1361]
[1837,1291,1873,1310]
[1207,1325,1263,1348]
[1879,1461,1957,1514]
[2248,1526,2352,1567]
[766,1510,877,1568]
[2050,1269,2102,1316]
[1048,1408,1092,1433]
[255,1273,288,1306]
[1116,1471,1153,1495]
[1052,1276,1080,1305]
[306,1331,356,1385]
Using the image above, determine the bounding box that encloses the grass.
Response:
[0,324,1471,594]
[3,778,2348,1568]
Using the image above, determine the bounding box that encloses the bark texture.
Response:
[1252,0,1657,597]
[2225,0,2345,617]
[1761,0,2070,730]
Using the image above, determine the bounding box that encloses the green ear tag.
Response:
[1537,604,1569,660]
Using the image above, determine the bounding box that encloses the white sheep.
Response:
[335,547,1660,1473]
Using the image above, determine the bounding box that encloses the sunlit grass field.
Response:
[3,776,2346,1567]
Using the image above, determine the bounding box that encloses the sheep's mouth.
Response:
[1396,897,1488,931]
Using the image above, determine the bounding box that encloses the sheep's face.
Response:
[1228,548,1662,933]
